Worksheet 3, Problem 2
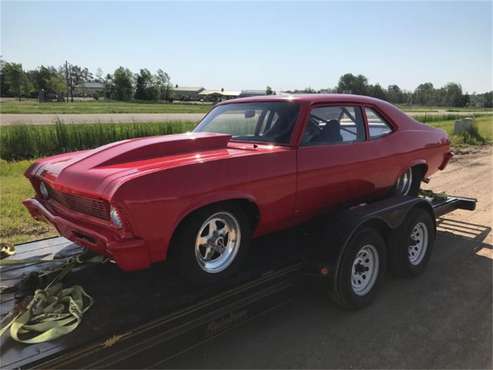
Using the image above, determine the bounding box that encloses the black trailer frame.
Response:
[0,194,477,369]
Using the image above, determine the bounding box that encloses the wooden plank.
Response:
[0,228,306,369]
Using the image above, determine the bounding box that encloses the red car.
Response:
[24,94,452,282]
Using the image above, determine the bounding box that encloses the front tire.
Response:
[330,228,387,309]
[174,204,251,285]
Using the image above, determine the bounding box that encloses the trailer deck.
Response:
[0,195,477,369]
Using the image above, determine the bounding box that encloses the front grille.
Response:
[47,187,110,220]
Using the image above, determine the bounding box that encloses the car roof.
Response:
[217,93,388,106]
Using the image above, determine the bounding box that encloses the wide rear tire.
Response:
[393,167,422,197]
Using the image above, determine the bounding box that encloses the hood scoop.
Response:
[96,132,232,167]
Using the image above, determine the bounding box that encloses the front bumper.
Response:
[23,198,150,271]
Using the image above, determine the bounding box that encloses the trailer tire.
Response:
[174,204,251,285]
[331,228,387,309]
[389,208,435,277]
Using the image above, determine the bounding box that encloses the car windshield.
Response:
[193,102,300,144]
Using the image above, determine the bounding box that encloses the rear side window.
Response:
[365,108,393,138]
[302,106,365,146]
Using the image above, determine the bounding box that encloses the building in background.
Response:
[172,85,205,101]
[239,89,269,97]
[74,81,105,97]
[199,89,241,102]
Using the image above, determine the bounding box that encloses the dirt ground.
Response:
[164,146,493,369]
[422,146,493,243]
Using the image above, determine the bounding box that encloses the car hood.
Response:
[26,132,236,198]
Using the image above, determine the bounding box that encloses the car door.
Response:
[295,104,387,218]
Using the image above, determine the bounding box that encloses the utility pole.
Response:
[65,61,69,103]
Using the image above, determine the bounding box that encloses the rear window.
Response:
[365,108,393,138]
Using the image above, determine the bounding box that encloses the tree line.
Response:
[0,60,173,102]
[287,73,492,108]
[1,61,491,107]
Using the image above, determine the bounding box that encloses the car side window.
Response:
[365,108,393,139]
[301,106,365,146]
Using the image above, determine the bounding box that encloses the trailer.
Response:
[0,194,477,369]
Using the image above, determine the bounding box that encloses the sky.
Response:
[1,1,491,93]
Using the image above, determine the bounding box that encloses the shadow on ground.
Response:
[164,218,492,369]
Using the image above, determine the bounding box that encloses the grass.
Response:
[0,115,491,246]
[427,115,493,146]
[0,99,212,114]
[0,160,56,247]
[399,105,493,113]
[0,121,197,161]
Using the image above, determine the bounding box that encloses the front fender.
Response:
[171,191,259,234]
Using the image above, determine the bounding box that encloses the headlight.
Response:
[39,182,49,199]
[110,206,123,228]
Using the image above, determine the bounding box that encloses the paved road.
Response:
[163,149,493,369]
[0,113,205,125]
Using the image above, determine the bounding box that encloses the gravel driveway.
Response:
[164,147,493,369]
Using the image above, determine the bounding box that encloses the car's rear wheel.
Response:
[394,167,422,196]
[174,204,250,284]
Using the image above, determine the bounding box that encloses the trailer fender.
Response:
[314,196,435,290]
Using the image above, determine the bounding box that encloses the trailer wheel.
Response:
[331,228,387,309]
[389,208,435,277]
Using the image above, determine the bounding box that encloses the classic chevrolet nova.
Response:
[24,94,452,282]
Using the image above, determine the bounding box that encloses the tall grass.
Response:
[413,113,467,123]
[0,121,196,161]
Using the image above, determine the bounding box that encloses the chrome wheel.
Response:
[195,212,241,274]
[351,244,380,296]
[396,168,413,195]
[408,222,429,265]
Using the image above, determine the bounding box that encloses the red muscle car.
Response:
[24,95,452,282]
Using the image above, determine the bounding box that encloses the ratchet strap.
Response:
[0,252,106,344]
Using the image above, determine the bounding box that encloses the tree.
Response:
[337,73,368,95]
[387,84,405,104]
[2,62,31,100]
[112,67,134,101]
[103,73,114,99]
[64,64,93,102]
[46,73,66,97]
[266,86,273,95]
[135,68,160,101]
[155,69,172,100]
[27,66,61,93]
[95,68,104,82]
[441,82,465,107]
[368,83,386,100]
[413,82,436,105]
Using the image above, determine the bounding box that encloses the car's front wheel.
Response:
[174,204,250,284]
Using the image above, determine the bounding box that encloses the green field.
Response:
[428,115,493,146]
[0,160,55,246]
[398,105,493,113]
[0,99,212,114]
[0,116,491,247]
[1,121,196,160]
